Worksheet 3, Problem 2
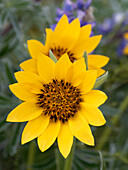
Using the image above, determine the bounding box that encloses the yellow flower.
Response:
[123,44,128,55]
[20,15,109,77]
[7,54,107,158]
[123,33,128,55]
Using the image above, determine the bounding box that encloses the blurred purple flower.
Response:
[51,0,95,33]
[98,12,124,35]
[98,18,114,34]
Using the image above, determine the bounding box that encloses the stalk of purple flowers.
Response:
[51,0,96,32]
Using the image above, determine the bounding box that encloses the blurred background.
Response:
[0,0,128,169]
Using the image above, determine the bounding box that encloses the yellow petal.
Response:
[20,59,38,74]
[66,57,86,83]
[53,15,69,44]
[78,70,97,94]
[88,55,109,68]
[27,39,45,59]
[6,102,43,122]
[45,28,53,52]
[58,18,80,49]
[97,69,106,77]
[71,24,92,50]
[82,90,107,107]
[80,24,92,39]
[55,53,72,81]
[58,122,73,158]
[88,64,105,77]
[15,71,43,84]
[69,112,94,146]
[9,83,37,102]
[74,35,102,55]
[22,114,49,144]
[18,82,42,94]
[37,54,55,83]
[80,103,106,126]
[38,121,60,152]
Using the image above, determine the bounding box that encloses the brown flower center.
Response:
[50,46,76,62]
[37,79,83,123]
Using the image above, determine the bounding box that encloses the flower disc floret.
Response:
[37,79,83,123]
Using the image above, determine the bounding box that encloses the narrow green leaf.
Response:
[99,151,106,170]
[83,51,88,70]
[8,10,23,42]
[9,123,24,156]
[94,71,108,89]
[49,50,57,63]
[0,117,10,133]
[5,63,15,84]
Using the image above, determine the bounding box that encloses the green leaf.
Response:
[83,51,88,70]
[49,50,57,63]
[99,151,107,170]
[5,63,15,84]
[94,71,108,89]
[8,123,24,156]
[0,117,10,133]
[8,9,23,42]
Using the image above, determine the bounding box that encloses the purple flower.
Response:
[77,0,85,10]
[84,0,92,10]
[98,18,114,34]
[98,12,124,35]
[51,0,95,32]
[64,0,76,12]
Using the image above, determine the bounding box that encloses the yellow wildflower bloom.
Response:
[123,32,128,40]
[7,54,107,158]
[20,15,109,77]
[123,33,128,55]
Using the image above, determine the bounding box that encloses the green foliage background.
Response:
[0,0,128,170]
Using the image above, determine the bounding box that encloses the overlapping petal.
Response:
[9,83,37,102]
[59,18,80,49]
[27,39,45,59]
[88,55,109,68]
[66,57,86,83]
[80,103,106,126]
[82,90,107,107]
[58,122,73,158]
[37,54,55,83]
[69,112,94,146]
[78,70,97,94]
[22,114,49,144]
[55,53,72,81]
[6,102,43,122]
[20,59,38,74]
[38,121,60,152]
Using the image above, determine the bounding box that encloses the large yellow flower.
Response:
[7,53,107,158]
[20,15,109,77]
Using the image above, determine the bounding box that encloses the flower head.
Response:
[21,15,109,77]
[7,54,107,158]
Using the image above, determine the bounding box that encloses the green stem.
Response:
[55,148,61,170]
[27,141,36,170]
[97,95,128,150]
[64,138,76,170]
